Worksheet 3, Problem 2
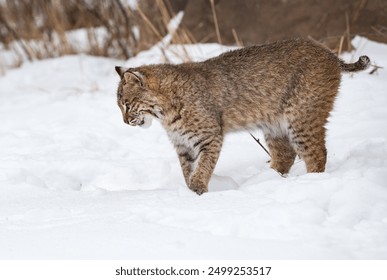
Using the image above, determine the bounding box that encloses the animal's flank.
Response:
[114,38,370,195]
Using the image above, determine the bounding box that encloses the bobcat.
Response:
[115,38,370,195]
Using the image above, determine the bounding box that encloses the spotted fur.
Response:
[115,38,370,195]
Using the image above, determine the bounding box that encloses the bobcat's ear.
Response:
[124,71,145,87]
[115,66,129,78]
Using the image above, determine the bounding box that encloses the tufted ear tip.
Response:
[115,66,128,78]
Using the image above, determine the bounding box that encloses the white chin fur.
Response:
[139,116,153,128]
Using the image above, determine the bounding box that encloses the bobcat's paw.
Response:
[189,183,208,195]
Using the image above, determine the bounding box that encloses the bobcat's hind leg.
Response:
[264,134,297,175]
[289,124,327,173]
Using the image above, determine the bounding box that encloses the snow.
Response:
[0,37,386,259]
[0,28,107,70]
[122,0,138,10]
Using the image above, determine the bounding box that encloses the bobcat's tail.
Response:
[340,55,370,72]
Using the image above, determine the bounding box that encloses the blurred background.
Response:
[0,0,386,71]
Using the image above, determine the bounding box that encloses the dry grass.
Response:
[0,0,243,71]
[0,0,201,69]
[209,0,222,44]
[0,1,141,61]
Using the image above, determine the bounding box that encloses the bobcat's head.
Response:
[115,66,163,128]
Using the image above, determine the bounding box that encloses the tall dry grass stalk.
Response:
[209,0,222,44]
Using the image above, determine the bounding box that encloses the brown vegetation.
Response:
[0,0,386,68]
[0,0,140,62]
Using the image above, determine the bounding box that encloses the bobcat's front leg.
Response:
[176,146,194,186]
[189,135,223,195]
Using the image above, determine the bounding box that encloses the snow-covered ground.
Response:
[0,37,386,259]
